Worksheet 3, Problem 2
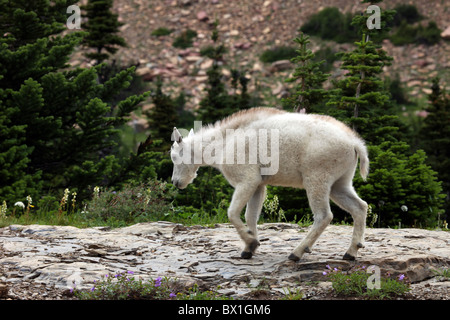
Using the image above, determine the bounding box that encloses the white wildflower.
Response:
[93,186,100,198]
[14,202,25,208]
[1,201,7,218]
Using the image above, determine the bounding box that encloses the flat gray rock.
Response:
[1,222,449,298]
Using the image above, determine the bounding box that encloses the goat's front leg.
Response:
[228,184,260,259]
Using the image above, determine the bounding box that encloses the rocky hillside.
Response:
[71,0,450,116]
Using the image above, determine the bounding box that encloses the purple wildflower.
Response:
[91,287,95,292]
[398,274,405,281]
[322,271,327,276]
[169,293,176,298]
[127,271,134,274]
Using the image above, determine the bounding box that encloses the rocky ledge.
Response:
[0,222,449,300]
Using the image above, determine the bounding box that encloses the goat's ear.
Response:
[172,127,183,143]
[189,128,194,137]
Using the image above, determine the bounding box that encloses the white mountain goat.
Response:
[170,107,369,261]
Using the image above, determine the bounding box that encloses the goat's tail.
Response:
[355,140,369,181]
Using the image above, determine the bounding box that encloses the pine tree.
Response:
[326,32,401,143]
[420,77,450,218]
[325,0,445,227]
[0,0,80,204]
[146,77,179,152]
[81,0,127,65]
[0,1,148,204]
[230,69,251,112]
[197,20,232,124]
[351,0,395,43]
[198,20,251,124]
[283,32,330,113]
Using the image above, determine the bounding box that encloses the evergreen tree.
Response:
[271,32,331,219]
[81,0,127,65]
[146,77,179,152]
[197,20,232,124]
[326,0,445,227]
[0,0,148,204]
[198,20,251,124]
[351,0,396,43]
[420,78,450,218]
[230,69,251,112]
[178,20,254,213]
[283,32,330,113]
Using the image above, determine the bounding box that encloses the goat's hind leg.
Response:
[330,184,368,260]
[289,186,333,262]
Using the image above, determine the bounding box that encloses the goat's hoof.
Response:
[343,253,356,261]
[248,239,260,252]
[241,251,253,259]
[288,253,300,262]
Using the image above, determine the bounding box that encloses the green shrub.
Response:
[151,27,173,37]
[324,265,410,299]
[172,29,197,49]
[173,168,233,215]
[391,4,422,27]
[74,272,176,300]
[73,272,231,300]
[260,46,297,63]
[82,180,176,226]
[390,21,441,46]
[300,7,357,43]
[354,144,445,228]
[313,46,339,72]
[416,21,442,45]
[386,76,409,105]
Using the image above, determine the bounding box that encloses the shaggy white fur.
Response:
[170,107,369,261]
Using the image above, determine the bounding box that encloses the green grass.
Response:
[0,183,302,229]
[433,267,450,280]
[324,265,410,299]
